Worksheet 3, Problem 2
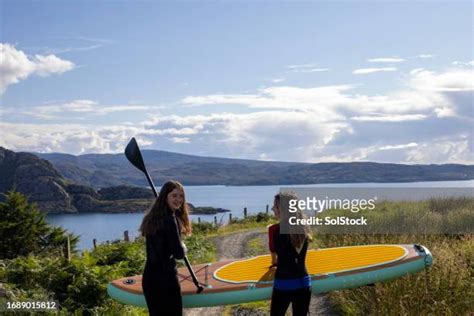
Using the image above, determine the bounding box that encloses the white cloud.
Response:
[286,63,329,73]
[32,54,75,77]
[1,68,472,164]
[353,67,398,74]
[405,137,472,164]
[408,68,474,92]
[22,37,114,55]
[0,122,138,154]
[183,85,354,115]
[434,107,457,118]
[379,143,418,150]
[368,57,405,63]
[286,64,318,69]
[171,137,191,143]
[351,114,427,122]
[5,100,162,120]
[415,54,434,59]
[0,43,75,93]
[272,78,285,83]
[0,44,35,93]
[452,60,474,67]
[292,68,330,73]
[175,68,472,163]
[410,68,425,75]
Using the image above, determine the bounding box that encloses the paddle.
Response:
[125,137,204,294]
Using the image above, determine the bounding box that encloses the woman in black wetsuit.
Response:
[139,180,192,316]
[268,192,313,316]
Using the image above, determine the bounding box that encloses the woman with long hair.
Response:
[268,192,313,316]
[140,180,192,316]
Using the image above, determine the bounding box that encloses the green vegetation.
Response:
[245,236,266,257]
[217,212,276,234]
[1,192,472,315]
[0,191,215,315]
[313,197,474,316]
[326,234,473,315]
[0,191,79,259]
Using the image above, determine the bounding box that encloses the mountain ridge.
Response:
[35,149,474,188]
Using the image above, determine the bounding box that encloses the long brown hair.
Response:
[140,180,192,236]
[275,192,312,251]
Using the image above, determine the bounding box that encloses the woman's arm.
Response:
[271,252,277,265]
[268,224,278,266]
[164,215,185,260]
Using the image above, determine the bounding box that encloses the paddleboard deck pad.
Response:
[107,244,432,308]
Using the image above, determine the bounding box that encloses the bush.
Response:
[192,221,218,235]
[0,191,79,259]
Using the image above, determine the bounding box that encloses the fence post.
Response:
[214,216,217,226]
[93,239,97,249]
[124,230,129,242]
[266,204,269,214]
[198,217,201,224]
[229,213,232,222]
[244,207,247,218]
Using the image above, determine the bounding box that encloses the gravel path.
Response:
[185,229,338,316]
[184,230,262,316]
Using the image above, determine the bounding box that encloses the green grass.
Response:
[245,236,266,257]
[217,212,276,235]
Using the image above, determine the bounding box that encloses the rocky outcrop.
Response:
[0,147,76,212]
[0,147,154,213]
[187,204,231,214]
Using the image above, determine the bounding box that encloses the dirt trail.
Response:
[184,230,262,316]
[185,229,337,316]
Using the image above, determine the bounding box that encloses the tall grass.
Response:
[314,197,474,316]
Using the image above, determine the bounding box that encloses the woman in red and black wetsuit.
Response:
[139,180,192,316]
[268,192,313,316]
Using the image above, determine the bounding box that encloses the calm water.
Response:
[46,180,474,251]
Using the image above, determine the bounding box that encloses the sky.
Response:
[0,0,473,164]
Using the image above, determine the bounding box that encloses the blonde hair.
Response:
[275,192,312,251]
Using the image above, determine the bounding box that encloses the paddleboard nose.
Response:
[414,244,433,267]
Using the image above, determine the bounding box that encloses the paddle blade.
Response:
[124,137,146,173]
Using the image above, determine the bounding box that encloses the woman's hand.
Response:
[181,242,188,253]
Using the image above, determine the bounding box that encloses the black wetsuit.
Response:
[269,224,311,316]
[142,213,185,316]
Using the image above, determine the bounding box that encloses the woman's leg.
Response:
[291,287,312,316]
[142,270,182,316]
[142,272,161,316]
[270,288,292,316]
[160,274,182,316]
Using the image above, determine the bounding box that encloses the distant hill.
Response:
[36,150,474,188]
[0,147,230,214]
[0,147,153,213]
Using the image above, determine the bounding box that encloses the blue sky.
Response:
[1,1,473,163]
